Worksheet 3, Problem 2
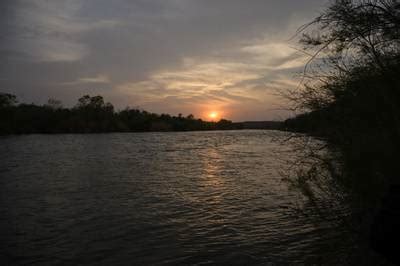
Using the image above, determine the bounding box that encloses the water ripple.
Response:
[0,131,354,265]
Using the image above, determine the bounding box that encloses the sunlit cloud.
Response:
[116,59,262,100]
[242,42,309,70]
[242,42,294,58]
[112,38,307,113]
[112,50,297,120]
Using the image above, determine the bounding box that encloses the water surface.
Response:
[0,130,356,265]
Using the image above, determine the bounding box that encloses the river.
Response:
[0,130,381,265]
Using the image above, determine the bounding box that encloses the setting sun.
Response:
[208,111,219,120]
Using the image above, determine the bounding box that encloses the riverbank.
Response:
[0,93,285,134]
[283,111,399,265]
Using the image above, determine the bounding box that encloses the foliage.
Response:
[0,93,17,108]
[284,2,400,259]
[0,94,239,134]
[285,0,400,190]
[299,0,400,66]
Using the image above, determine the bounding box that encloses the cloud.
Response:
[0,0,327,120]
[25,39,89,62]
[115,59,262,99]
[78,74,110,84]
[4,0,120,63]
[111,49,297,120]
[61,74,110,86]
[242,42,309,70]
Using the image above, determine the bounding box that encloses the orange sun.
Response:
[208,111,219,120]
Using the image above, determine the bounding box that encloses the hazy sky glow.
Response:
[1,0,326,121]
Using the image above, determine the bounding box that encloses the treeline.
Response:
[283,0,400,262]
[0,94,238,134]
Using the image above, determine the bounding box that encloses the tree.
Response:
[290,0,400,123]
[299,0,400,70]
[89,95,105,108]
[284,4,400,258]
[0,93,17,108]
[77,95,91,108]
[77,95,105,109]
[45,98,63,109]
[76,95,114,111]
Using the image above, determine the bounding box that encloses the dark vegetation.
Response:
[0,93,282,134]
[0,94,243,134]
[283,0,400,262]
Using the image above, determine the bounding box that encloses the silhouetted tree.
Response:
[285,1,400,262]
[45,98,63,110]
[291,0,400,112]
[0,93,17,108]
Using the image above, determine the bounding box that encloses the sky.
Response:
[0,0,327,121]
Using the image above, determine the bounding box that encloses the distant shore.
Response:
[0,92,284,135]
